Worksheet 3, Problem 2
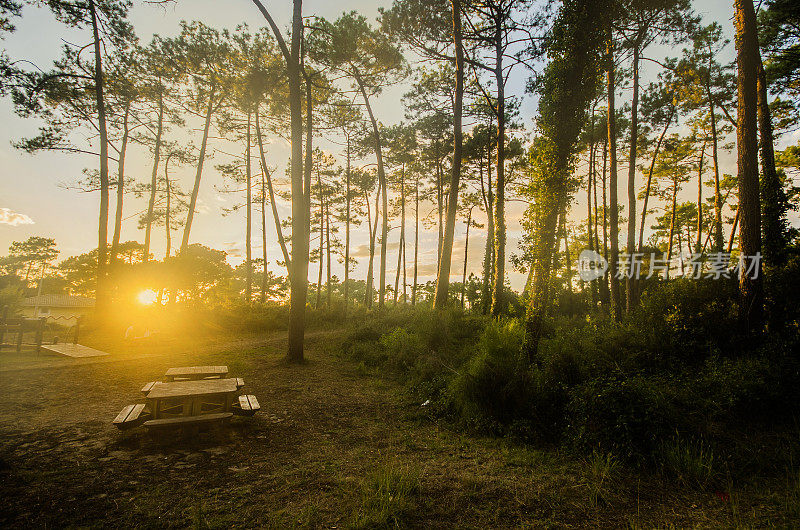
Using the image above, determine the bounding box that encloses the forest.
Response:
[1,0,800,527]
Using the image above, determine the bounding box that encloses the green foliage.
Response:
[450,320,529,431]
[567,374,675,461]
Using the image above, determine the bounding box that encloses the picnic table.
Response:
[114,370,259,431]
[143,378,239,429]
[164,365,228,381]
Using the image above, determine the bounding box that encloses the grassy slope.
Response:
[0,329,795,528]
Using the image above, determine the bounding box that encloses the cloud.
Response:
[221,241,244,258]
[0,208,34,226]
[351,244,372,258]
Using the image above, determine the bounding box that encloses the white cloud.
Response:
[0,208,34,226]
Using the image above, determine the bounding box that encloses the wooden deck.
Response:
[40,343,109,358]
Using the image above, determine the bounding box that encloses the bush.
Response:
[450,320,529,431]
[566,374,675,462]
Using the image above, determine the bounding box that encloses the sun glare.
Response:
[137,289,158,305]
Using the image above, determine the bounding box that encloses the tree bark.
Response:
[757,61,782,266]
[316,172,323,309]
[734,0,763,331]
[260,162,268,303]
[626,40,640,312]
[706,73,724,252]
[587,110,596,305]
[165,152,173,259]
[412,175,419,306]
[639,107,674,250]
[89,0,110,314]
[607,37,622,320]
[111,101,129,266]
[491,25,506,317]
[252,0,306,361]
[481,151,495,314]
[255,109,291,272]
[695,141,706,252]
[461,207,472,308]
[354,69,388,308]
[246,112,252,303]
[144,90,164,263]
[434,0,464,310]
[181,83,214,253]
[344,137,351,313]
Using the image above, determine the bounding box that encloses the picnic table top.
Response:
[164,365,228,377]
[146,378,239,400]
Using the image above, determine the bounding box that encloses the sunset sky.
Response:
[1,0,796,291]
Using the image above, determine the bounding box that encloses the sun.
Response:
[137,289,158,305]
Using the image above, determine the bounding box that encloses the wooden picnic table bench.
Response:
[144,412,233,430]
[164,365,229,381]
[114,373,259,432]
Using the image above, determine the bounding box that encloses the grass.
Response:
[351,461,420,528]
[0,326,797,527]
[658,434,717,488]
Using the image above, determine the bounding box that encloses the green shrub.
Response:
[450,320,531,431]
[567,374,675,462]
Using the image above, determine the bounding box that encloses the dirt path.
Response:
[0,331,768,527]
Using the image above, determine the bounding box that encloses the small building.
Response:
[20,294,95,323]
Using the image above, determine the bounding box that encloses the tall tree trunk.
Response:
[255,109,291,273]
[144,90,164,263]
[436,152,443,272]
[111,101,130,266]
[434,0,464,309]
[252,0,307,360]
[165,153,173,259]
[666,180,678,279]
[734,0,763,331]
[639,107,673,250]
[696,140,706,252]
[316,173,323,309]
[354,69,388,308]
[706,76,724,251]
[758,62,782,266]
[365,182,381,308]
[181,83,214,253]
[246,112,252,303]
[600,133,610,306]
[462,207,472,308]
[344,137,351,314]
[395,164,406,305]
[587,113,597,305]
[626,39,640,312]
[727,207,740,253]
[607,37,622,320]
[481,151,495,314]
[261,165,268,303]
[89,0,110,313]
[491,29,506,316]
[325,196,331,308]
[412,176,419,306]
